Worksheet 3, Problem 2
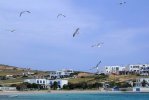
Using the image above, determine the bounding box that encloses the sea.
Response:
[0,93,149,100]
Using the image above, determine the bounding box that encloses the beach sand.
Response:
[0,90,102,95]
[0,90,126,95]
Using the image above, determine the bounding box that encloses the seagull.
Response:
[57,14,66,19]
[90,61,101,74]
[19,11,31,17]
[91,42,104,48]
[10,30,15,32]
[95,61,101,68]
[73,28,80,37]
[90,61,101,70]
[6,29,16,32]
[120,1,126,5]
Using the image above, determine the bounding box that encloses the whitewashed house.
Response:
[49,69,74,79]
[128,64,142,74]
[47,79,68,88]
[139,64,149,76]
[24,79,47,85]
[105,64,149,75]
[128,64,149,75]
[133,78,149,92]
[24,79,68,88]
[105,66,125,75]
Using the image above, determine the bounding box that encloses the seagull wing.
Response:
[96,43,101,47]
[73,33,76,37]
[90,61,101,71]
[63,15,66,17]
[26,11,31,13]
[6,29,15,32]
[57,14,61,18]
[11,30,15,32]
[96,61,101,68]
[57,14,65,18]
[20,12,24,17]
[20,11,31,17]
[73,28,79,37]
[97,42,104,47]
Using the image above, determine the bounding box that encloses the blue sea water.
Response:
[0,93,149,100]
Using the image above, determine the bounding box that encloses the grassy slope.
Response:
[0,69,48,86]
[0,78,24,86]
[0,70,24,76]
[68,75,149,84]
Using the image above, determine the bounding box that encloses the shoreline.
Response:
[0,90,149,95]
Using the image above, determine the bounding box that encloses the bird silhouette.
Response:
[91,42,104,48]
[57,14,66,19]
[96,61,101,68]
[6,29,16,32]
[120,1,126,5]
[20,11,31,17]
[90,61,101,74]
[73,28,80,37]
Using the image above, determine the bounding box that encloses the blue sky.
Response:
[0,0,149,72]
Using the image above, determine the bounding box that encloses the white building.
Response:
[128,64,142,73]
[24,79,47,85]
[24,79,68,88]
[47,79,68,88]
[135,78,149,87]
[105,64,149,75]
[139,64,149,76]
[128,64,149,75]
[105,66,125,75]
[49,69,74,79]
[133,78,149,92]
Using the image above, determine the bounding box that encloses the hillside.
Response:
[0,64,19,70]
[1,64,149,87]
[0,64,49,86]
[68,74,149,84]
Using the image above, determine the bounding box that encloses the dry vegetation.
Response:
[69,74,149,84]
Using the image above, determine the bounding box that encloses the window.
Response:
[37,80,39,84]
[40,80,42,83]
[116,67,119,70]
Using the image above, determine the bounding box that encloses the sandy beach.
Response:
[0,90,126,95]
[0,90,99,95]
[1,90,148,96]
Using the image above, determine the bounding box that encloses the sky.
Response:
[0,0,149,72]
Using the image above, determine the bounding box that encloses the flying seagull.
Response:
[73,28,80,37]
[91,42,104,48]
[95,61,101,68]
[90,61,101,74]
[57,14,66,19]
[20,11,31,17]
[120,1,126,5]
[6,29,16,32]
[90,61,101,70]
